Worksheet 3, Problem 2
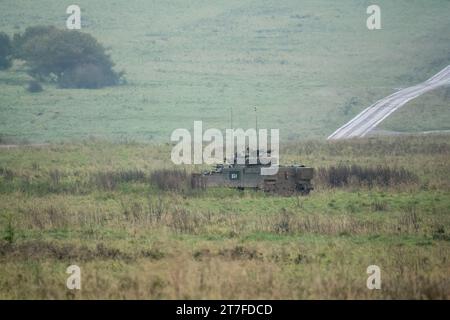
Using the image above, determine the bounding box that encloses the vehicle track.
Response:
[327,65,450,140]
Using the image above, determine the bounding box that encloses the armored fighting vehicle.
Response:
[191,149,314,195]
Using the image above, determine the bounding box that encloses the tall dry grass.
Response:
[315,164,418,189]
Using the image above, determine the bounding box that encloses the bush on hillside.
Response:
[0,32,13,70]
[13,26,123,88]
[27,80,43,93]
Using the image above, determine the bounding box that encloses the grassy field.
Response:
[0,0,450,143]
[0,135,449,299]
[0,0,449,300]
[379,86,450,133]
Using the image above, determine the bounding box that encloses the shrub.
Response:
[27,80,43,93]
[150,169,190,191]
[91,169,146,191]
[13,26,123,88]
[0,32,12,70]
[3,215,15,244]
[59,63,119,89]
[316,164,418,188]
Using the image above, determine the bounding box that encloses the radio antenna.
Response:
[254,106,258,132]
[230,107,233,129]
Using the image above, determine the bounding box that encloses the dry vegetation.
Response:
[0,135,449,299]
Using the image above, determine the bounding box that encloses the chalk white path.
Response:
[327,65,450,140]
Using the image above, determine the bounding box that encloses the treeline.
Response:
[0,26,124,89]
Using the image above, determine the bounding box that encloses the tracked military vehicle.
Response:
[191,149,314,195]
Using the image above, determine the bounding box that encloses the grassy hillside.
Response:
[378,86,450,133]
[0,0,449,143]
[0,135,449,299]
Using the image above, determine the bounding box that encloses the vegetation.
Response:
[379,86,450,133]
[316,164,418,188]
[0,32,12,70]
[0,0,449,142]
[12,26,122,88]
[0,0,449,300]
[0,135,449,299]
[27,80,43,93]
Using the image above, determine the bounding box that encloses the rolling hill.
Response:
[0,0,449,143]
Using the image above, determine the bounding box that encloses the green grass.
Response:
[379,86,450,133]
[0,136,449,299]
[0,0,450,143]
[0,1,449,299]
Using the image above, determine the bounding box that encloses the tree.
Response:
[0,32,12,70]
[14,26,123,88]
